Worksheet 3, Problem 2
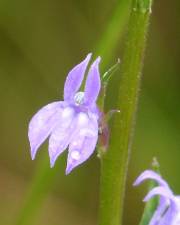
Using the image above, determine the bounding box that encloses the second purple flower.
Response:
[134,170,180,225]
[28,53,101,174]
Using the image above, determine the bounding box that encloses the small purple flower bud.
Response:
[134,170,180,225]
[28,53,101,174]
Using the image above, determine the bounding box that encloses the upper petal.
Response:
[133,170,170,189]
[144,187,178,225]
[144,186,174,203]
[66,114,98,174]
[64,53,92,102]
[143,186,178,225]
[84,57,101,105]
[28,101,63,160]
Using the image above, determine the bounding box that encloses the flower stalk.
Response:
[98,0,153,225]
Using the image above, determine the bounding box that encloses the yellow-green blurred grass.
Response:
[0,0,179,224]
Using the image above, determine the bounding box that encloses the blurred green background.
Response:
[0,0,179,224]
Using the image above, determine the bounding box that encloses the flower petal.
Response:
[158,196,179,225]
[143,186,173,202]
[64,53,92,102]
[66,114,98,174]
[148,198,168,225]
[172,199,180,224]
[66,135,98,174]
[143,186,177,225]
[84,57,101,105]
[158,207,177,225]
[48,107,75,167]
[133,170,170,189]
[28,101,63,160]
[134,170,180,225]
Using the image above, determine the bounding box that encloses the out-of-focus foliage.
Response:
[0,0,179,224]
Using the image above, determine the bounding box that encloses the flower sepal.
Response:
[97,109,120,158]
[97,59,120,110]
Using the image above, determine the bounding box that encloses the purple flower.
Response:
[28,53,101,174]
[134,170,180,225]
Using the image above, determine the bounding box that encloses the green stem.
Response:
[98,1,153,225]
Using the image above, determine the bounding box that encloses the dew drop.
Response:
[71,151,80,160]
[74,92,85,105]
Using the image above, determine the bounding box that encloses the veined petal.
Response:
[48,107,75,167]
[66,114,98,174]
[133,170,170,189]
[28,101,63,160]
[64,53,92,102]
[84,57,101,105]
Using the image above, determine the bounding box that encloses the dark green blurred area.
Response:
[0,0,179,224]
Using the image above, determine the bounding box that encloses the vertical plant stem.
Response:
[98,1,153,225]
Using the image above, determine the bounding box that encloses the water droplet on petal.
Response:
[62,107,74,119]
[77,112,89,126]
[71,151,80,160]
[74,92,85,105]
[72,141,78,146]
